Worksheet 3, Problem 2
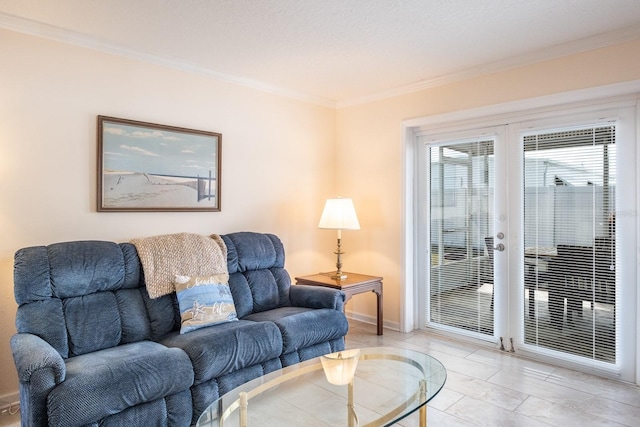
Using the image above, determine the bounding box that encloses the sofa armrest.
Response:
[11,333,66,384]
[11,333,66,427]
[290,285,345,311]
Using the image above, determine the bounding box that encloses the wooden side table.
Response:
[295,272,383,335]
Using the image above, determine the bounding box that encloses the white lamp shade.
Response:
[318,198,360,230]
[320,349,360,385]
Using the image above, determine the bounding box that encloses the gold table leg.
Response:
[419,379,427,427]
[239,392,248,427]
[348,379,360,427]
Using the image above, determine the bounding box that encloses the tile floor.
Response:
[346,320,640,426]
[2,319,639,426]
[0,408,19,427]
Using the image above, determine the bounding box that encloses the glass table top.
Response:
[196,346,447,427]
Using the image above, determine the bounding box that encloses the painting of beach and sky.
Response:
[98,116,221,211]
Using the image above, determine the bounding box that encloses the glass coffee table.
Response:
[196,347,446,427]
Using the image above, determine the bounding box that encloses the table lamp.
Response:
[318,197,360,280]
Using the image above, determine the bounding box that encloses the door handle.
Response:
[494,243,505,252]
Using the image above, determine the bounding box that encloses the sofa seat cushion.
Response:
[93,390,192,427]
[244,307,349,354]
[160,320,282,385]
[47,341,193,427]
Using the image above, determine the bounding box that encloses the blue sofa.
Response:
[11,232,348,426]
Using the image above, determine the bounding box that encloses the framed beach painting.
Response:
[97,116,221,212]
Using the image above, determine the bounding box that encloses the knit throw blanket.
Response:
[131,232,228,299]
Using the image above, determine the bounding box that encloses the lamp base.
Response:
[330,237,348,281]
[329,271,348,281]
[320,271,349,280]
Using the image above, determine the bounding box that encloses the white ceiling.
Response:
[2,0,640,107]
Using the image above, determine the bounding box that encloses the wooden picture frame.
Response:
[97,116,221,212]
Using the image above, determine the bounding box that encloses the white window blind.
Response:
[522,124,616,364]
[428,139,495,337]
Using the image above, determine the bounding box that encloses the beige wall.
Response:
[0,30,337,398]
[336,38,640,329]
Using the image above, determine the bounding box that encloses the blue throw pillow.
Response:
[175,274,238,334]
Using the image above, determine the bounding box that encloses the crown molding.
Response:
[2,11,639,111]
[337,24,640,109]
[0,12,337,108]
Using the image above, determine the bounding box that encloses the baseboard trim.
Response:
[347,311,398,332]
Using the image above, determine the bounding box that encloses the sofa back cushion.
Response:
[13,232,292,357]
[14,241,152,358]
[221,232,291,318]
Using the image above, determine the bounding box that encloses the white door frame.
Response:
[401,80,640,382]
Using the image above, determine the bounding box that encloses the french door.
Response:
[418,105,636,379]
[422,127,503,341]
